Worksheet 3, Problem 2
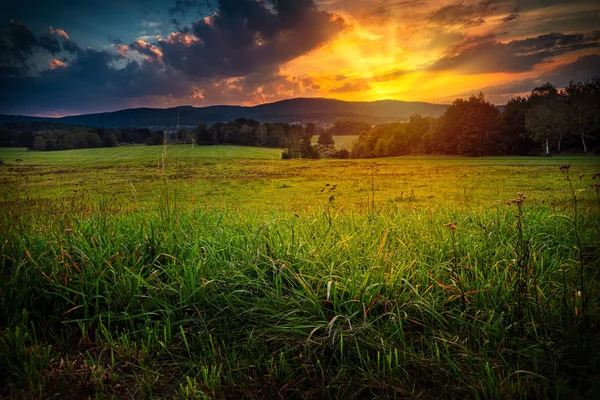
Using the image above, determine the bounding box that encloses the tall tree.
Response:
[526,83,567,156]
[300,132,319,159]
[500,97,535,155]
[436,93,500,156]
[565,78,600,153]
[317,129,335,146]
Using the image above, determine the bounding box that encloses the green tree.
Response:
[300,132,319,159]
[565,78,600,153]
[436,93,500,156]
[195,124,214,145]
[525,104,563,156]
[32,136,45,151]
[526,83,567,156]
[333,120,371,135]
[306,122,318,136]
[500,97,535,155]
[317,129,335,146]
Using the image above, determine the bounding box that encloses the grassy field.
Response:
[2,145,600,212]
[1,145,599,399]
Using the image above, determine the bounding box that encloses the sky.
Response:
[0,0,599,116]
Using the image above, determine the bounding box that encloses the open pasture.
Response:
[1,145,599,399]
[1,145,599,213]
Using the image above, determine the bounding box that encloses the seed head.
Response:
[444,222,457,231]
[559,165,571,172]
[507,193,526,205]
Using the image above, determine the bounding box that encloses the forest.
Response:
[351,79,600,157]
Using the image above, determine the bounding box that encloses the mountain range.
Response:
[0,98,448,128]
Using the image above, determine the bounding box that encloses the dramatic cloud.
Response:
[542,54,600,85]
[430,32,600,73]
[428,0,504,28]
[0,41,193,114]
[1,0,599,115]
[0,20,81,76]
[48,58,67,69]
[330,81,371,94]
[0,1,348,114]
[129,39,163,61]
[158,0,346,80]
[502,7,520,24]
[452,54,600,104]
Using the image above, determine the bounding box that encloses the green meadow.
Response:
[1,145,599,398]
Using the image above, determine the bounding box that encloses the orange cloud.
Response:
[49,59,67,70]
[49,27,69,40]
[164,32,199,46]
[117,45,128,57]
[131,39,163,60]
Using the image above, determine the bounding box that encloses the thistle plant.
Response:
[444,222,466,313]
[507,193,532,334]
[559,165,588,329]
[592,173,600,206]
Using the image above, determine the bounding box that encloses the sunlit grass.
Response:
[0,145,599,398]
[1,145,599,213]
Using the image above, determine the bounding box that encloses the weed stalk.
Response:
[560,165,586,328]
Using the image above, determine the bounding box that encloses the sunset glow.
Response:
[1,0,599,115]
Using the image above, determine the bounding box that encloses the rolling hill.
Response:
[0,98,447,128]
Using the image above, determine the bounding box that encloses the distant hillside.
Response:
[0,98,447,128]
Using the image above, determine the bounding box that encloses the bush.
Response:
[337,149,350,159]
[145,134,164,146]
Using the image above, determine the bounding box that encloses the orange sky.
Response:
[269,0,600,105]
[2,0,600,115]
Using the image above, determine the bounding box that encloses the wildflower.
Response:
[507,193,526,205]
[559,165,571,172]
[444,222,457,231]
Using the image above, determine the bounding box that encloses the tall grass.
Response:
[1,190,599,398]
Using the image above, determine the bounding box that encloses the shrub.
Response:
[338,148,350,159]
[145,134,164,146]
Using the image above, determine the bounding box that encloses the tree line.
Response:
[351,78,600,158]
[2,78,598,157]
[0,122,158,151]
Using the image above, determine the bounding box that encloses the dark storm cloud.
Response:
[0,1,346,114]
[543,54,600,85]
[158,0,346,80]
[456,54,600,99]
[0,46,193,114]
[502,7,520,24]
[0,20,80,77]
[428,0,503,28]
[37,31,62,54]
[0,0,348,114]
[430,31,600,73]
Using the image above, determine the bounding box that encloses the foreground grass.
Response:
[0,147,599,398]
